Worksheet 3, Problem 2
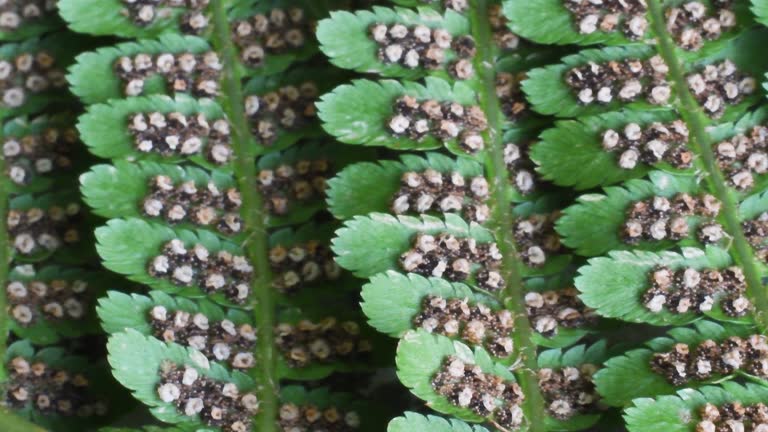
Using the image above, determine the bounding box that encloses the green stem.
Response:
[0,407,46,432]
[0,161,8,383]
[469,2,546,430]
[211,2,278,430]
[647,0,768,332]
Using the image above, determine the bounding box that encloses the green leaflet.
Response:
[10,191,97,265]
[2,113,89,194]
[5,340,119,431]
[523,43,656,118]
[396,330,516,422]
[332,212,570,279]
[60,0,321,71]
[503,0,645,46]
[738,182,768,221]
[504,0,752,49]
[241,68,343,153]
[556,170,704,256]
[0,34,83,120]
[327,152,484,219]
[106,329,254,426]
[594,320,754,407]
[531,109,682,190]
[279,386,379,430]
[624,381,768,432]
[537,342,608,431]
[58,0,204,38]
[361,271,497,338]
[97,290,251,336]
[575,246,745,326]
[754,0,768,27]
[317,6,469,80]
[98,291,381,381]
[274,307,393,381]
[8,265,108,345]
[94,217,243,306]
[388,412,491,432]
[317,77,478,151]
[0,8,62,42]
[67,34,214,105]
[698,105,768,194]
[361,271,588,349]
[523,28,768,119]
[76,95,229,169]
[81,160,236,228]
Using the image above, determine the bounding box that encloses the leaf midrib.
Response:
[469,1,547,430]
[211,1,278,431]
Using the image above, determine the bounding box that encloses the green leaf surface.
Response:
[531,109,683,190]
[388,412,491,432]
[317,6,469,79]
[68,34,213,105]
[0,34,83,120]
[396,330,515,422]
[556,171,703,256]
[537,342,607,431]
[2,113,90,194]
[523,44,657,118]
[333,212,568,280]
[361,271,498,337]
[76,95,228,169]
[594,321,754,407]
[624,381,768,432]
[7,265,108,345]
[81,160,235,224]
[317,77,478,152]
[97,290,251,336]
[524,29,768,119]
[107,329,254,425]
[503,0,641,46]
[327,152,483,219]
[59,0,201,38]
[575,246,736,326]
[95,218,242,307]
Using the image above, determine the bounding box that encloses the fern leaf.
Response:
[388,412,491,432]
[575,246,746,326]
[75,95,232,167]
[556,171,704,256]
[503,0,751,49]
[361,271,496,338]
[531,109,682,190]
[2,114,87,194]
[81,161,237,229]
[327,153,483,219]
[523,29,767,119]
[0,35,82,119]
[317,76,479,151]
[67,35,215,105]
[106,329,255,425]
[594,320,754,407]
[317,6,470,80]
[624,381,768,432]
[536,342,608,431]
[4,340,117,431]
[396,330,516,422]
[58,0,204,38]
[7,265,108,345]
[333,212,570,279]
[94,217,243,306]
